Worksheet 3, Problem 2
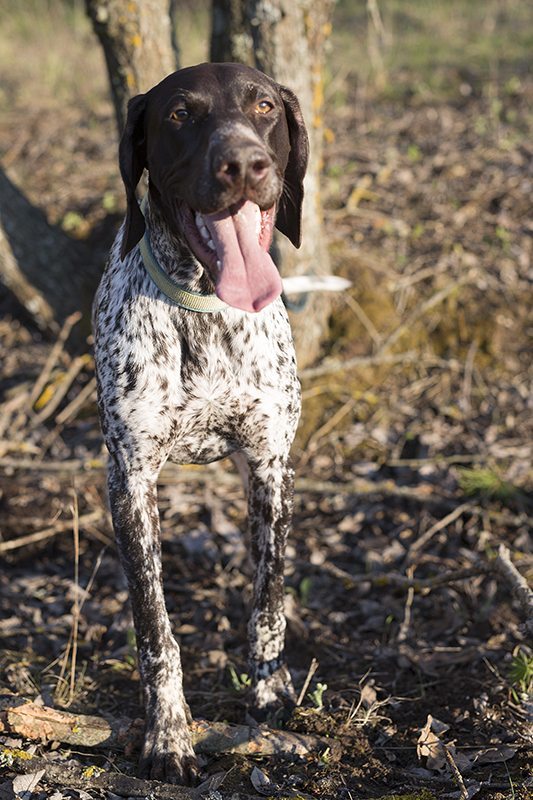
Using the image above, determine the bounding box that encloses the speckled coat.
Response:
[93,200,301,783]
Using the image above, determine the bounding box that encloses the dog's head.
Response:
[119,62,309,312]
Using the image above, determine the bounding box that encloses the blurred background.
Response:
[0,2,531,798]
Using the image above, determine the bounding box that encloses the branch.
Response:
[300,560,494,591]
[0,511,103,554]
[494,545,533,633]
[0,699,333,758]
[2,747,261,800]
[302,550,533,635]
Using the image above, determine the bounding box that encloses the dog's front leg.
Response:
[108,463,198,784]
[247,456,296,712]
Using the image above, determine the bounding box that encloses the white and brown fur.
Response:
[93,63,308,783]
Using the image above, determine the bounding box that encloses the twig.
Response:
[444,744,469,800]
[407,503,471,562]
[378,274,471,354]
[48,546,106,703]
[294,476,452,505]
[296,657,319,707]
[55,375,97,425]
[0,391,30,440]
[69,491,81,705]
[385,454,477,468]
[397,566,415,643]
[0,510,102,553]
[460,339,478,414]
[28,311,82,408]
[2,748,259,800]
[54,505,103,707]
[343,294,382,346]
[299,350,418,379]
[30,354,90,428]
[299,559,494,591]
[0,456,104,472]
[494,544,533,633]
[300,399,355,465]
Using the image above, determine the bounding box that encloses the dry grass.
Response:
[0,0,211,114]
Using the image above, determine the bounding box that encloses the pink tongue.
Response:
[203,201,282,312]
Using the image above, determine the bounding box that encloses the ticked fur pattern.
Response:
[93,200,301,783]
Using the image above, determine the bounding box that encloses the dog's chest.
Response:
[168,313,299,463]
[94,254,300,466]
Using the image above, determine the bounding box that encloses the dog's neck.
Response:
[144,195,216,295]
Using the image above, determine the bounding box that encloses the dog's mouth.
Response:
[179,200,282,313]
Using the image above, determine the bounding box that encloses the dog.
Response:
[93,62,309,783]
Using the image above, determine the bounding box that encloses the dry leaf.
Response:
[360,682,378,709]
[473,745,517,764]
[193,771,226,797]
[250,766,275,796]
[417,714,447,771]
[12,770,45,798]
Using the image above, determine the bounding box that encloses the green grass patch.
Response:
[457,467,518,502]
[509,647,533,699]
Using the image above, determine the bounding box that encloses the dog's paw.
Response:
[139,718,198,785]
[250,662,296,717]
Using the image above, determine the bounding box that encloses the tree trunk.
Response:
[0,2,178,334]
[211,0,334,367]
[1,2,332,365]
[0,168,95,342]
[85,0,178,134]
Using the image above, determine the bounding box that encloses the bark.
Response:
[85,0,178,134]
[1,2,177,334]
[0,168,95,341]
[0,698,333,758]
[211,0,335,366]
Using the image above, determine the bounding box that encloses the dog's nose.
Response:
[247,155,270,187]
[214,148,272,190]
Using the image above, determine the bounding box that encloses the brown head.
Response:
[118,62,309,312]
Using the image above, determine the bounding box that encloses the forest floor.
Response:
[0,1,531,799]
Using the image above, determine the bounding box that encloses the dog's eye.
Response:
[170,108,190,123]
[255,100,274,114]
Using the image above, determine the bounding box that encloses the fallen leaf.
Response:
[473,745,517,764]
[250,766,275,796]
[12,770,45,799]
[193,771,226,797]
[360,682,377,709]
[430,716,450,735]
[417,714,447,771]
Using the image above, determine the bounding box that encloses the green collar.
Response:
[139,196,228,313]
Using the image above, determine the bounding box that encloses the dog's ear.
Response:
[276,86,310,249]
[119,93,148,260]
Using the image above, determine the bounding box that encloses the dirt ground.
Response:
[0,1,532,799]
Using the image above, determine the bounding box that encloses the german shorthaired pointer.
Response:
[93,63,309,783]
